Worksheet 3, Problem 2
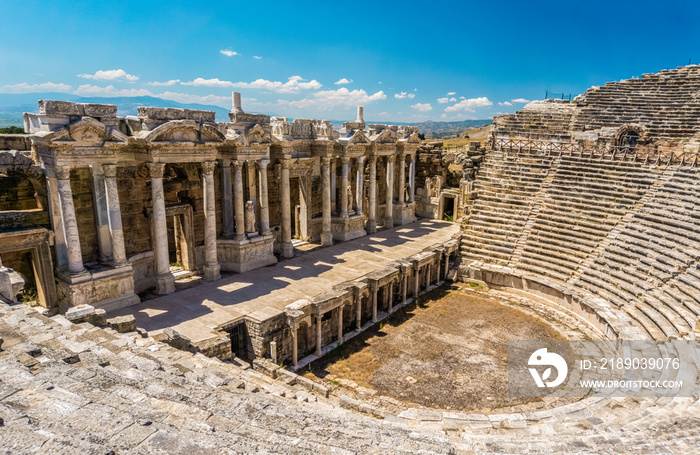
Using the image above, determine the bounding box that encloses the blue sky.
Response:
[1,0,699,122]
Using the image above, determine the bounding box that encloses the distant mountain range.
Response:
[0,93,491,137]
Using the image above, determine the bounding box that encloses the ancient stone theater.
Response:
[1,67,700,453]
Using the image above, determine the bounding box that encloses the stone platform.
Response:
[111,219,459,344]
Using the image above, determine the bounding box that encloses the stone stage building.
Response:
[0,94,467,366]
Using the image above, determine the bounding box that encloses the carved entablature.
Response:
[371,128,397,145]
[247,124,271,146]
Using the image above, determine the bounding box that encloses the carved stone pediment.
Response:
[406,132,422,144]
[247,124,270,145]
[144,120,200,143]
[372,128,397,144]
[46,117,126,146]
[201,123,226,142]
[347,130,370,145]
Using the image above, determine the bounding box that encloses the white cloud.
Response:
[512,98,530,103]
[447,92,456,96]
[394,91,408,99]
[335,78,353,85]
[411,103,433,112]
[77,69,139,82]
[181,77,234,87]
[498,101,513,106]
[74,84,153,97]
[279,88,386,110]
[437,97,449,104]
[147,79,180,86]
[407,93,415,99]
[450,97,456,102]
[253,56,263,59]
[459,96,465,99]
[231,75,322,94]
[0,82,72,94]
[156,91,231,108]
[220,49,238,57]
[444,97,492,112]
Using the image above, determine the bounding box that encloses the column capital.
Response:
[258,158,270,169]
[146,162,166,179]
[102,163,117,178]
[321,156,332,165]
[202,160,216,175]
[232,160,244,171]
[341,156,350,165]
[387,155,395,164]
[56,165,71,180]
[281,158,291,169]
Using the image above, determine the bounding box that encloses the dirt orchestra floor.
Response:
[305,285,572,413]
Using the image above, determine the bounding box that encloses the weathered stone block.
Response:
[107,314,137,333]
[65,304,96,321]
[39,100,79,116]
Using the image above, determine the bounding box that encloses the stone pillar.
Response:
[258,159,271,236]
[45,167,68,267]
[402,272,408,305]
[371,281,378,323]
[337,304,344,345]
[90,165,112,263]
[398,153,406,204]
[220,159,235,237]
[409,155,416,203]
[388,282,394,314]
[321,157,333,246]
[330,158,336,213]
[355,287,362,330]
[355,156,365,216]
[367,156,377,234]
[56,166,84,274]
[315,314,323,357]
[233,161,246,241]
[340,156,350,218]
[103,164,127,265]
[436,253,442,284]
[444,251,450,279]
[385,156,394,228]
[414,263,420,297]
[426,264,432,288]
[290,323,298,367]
[202,161,221,282]
[280,159,293,258]
[147,163,175,294]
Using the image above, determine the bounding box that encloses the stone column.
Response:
[426,264,432,288]
[408,155,416,203]
[340,156,350,218]
[355,156,365,215]
[444,251,450,280]
[202,161,221,282]
[398,153,406,204]
[315,314,323,357]
[90,166,112,263]
[371,281,378,323]
[413,262,420,297]
[388,282,394,314]
[103,164,127,265]
[355,287,362,330]
[337,304,344,345]
[321,157,333,246]
[367,156,377,234]
[220,159,235,237]
[385,156,394,228]
[402,272,408,305]
[258,159,271,235]
[280,159,293,258]
[233,161,246,241]
[45,167,68,267]
[147,163,174,294]
[289,319,299,368]
[56,166,84,274]
[436,253,442,284]
[330,158,336,213]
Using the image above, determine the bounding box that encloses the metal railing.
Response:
[491,138,699,167]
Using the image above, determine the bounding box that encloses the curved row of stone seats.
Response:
[0,302,453,454]
[571,167,700,339]
[515,157,660,283]
[461,151,555,264]
[462,148,700,340]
